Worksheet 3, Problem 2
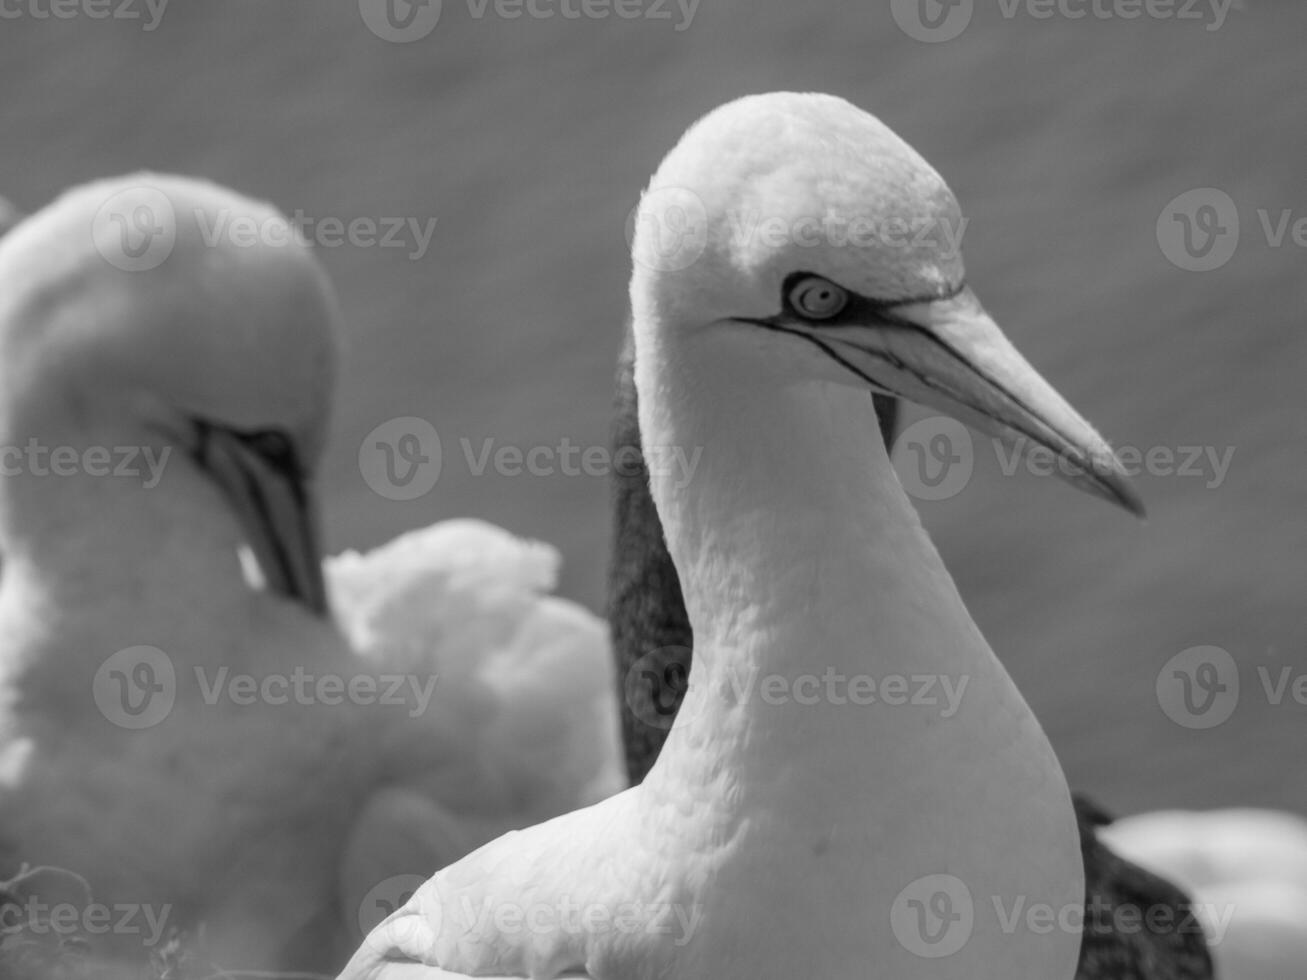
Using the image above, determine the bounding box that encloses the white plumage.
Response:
[331,519,623,821]
[1099,807,1307,980]
[339,91,1141,980]
[330,519,624,929]
[0,176,619,978]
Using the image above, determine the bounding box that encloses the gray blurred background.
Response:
[1,1,1303,816]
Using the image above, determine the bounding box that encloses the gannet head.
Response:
[631,92,1143,515]
[0,174,341,612]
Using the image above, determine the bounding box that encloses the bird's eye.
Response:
[788,277,849,321]
[242,429,299,475]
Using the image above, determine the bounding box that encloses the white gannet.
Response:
[341,91,1147,980]
[607,204,1307,980]
[1099,806,1307,980]
[0,176,619,977]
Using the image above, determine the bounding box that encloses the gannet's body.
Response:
[0,178,619,977]
[609,345,1217,980]
[343,92,1148,980]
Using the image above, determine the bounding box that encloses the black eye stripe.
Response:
[237,432,303,487]
[244,430,296,468]
[194,423,306,486]
[779,271,967,325]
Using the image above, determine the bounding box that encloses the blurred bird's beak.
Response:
[813,287,1144,516]
[191,421,330,615]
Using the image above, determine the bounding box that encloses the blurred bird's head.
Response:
[0,175,342,613]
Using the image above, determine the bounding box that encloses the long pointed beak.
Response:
[820,287,1144,516]
[192,422,330,615]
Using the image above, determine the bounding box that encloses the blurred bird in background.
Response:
[1102,806,1307,980]
[0,176,619,978]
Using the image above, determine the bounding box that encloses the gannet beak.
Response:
[191,421,330,615]
[822,286,1145,516]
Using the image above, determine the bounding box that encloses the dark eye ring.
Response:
[788,276,849,321]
